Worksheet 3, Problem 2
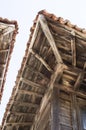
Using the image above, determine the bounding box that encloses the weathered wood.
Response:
[39,14,63,63]
[6,122,32,126]
[18,89,43,97]
[71,95,77,130]
[13,101,39,108]
[71,31,76,66]
[55,83,86,99]
[21,77,47,89]
[29,49,53,72]
[46,16,86,40]
[9,112,35,117]
[34,103,50,130]
[51,88,59,130]
[1,26,15,36]
[30,89,51,130]
[74,62,86,90]
[49,63,66,90]
[25,65,49,80]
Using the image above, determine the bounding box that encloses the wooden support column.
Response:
[51,87,59,130]
[38,14,63,64]
[71,31,76,66]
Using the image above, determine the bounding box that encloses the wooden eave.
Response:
[1,10,86,130]
[0,18,18,101]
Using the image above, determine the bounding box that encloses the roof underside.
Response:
[0,19,18,101]
[1,10,86,130]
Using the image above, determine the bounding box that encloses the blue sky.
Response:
[0,0,86,124]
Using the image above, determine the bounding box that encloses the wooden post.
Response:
[71,94,78,130]
[51,87,59,130]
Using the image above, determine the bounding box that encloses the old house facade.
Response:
[0,18,18,101]
[1,10,86,130]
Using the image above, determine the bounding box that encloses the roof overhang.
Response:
[0,17,18,101]
[1,10,86,130]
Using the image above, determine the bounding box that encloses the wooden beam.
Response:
[18,89,43,98]
[13,101,39,108]
[29,49,53,73]
[6,122,32,126]
[21,77,46,89]
[74,62,86,90]
[71,31,76,66]
[10,112,35,117]
[55,83,86,99]
[38,14,63,64]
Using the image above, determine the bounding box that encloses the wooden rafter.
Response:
[21,77,46,89]
[29,49,53,73]
[71,31,76,66]
[18,89,43,97]
[49,63,66,90]
[25,65,49,80]
[13,101,39,108]
[74,62,86,90]
[38,14,63,64]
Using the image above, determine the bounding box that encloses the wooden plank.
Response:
[29,49,53,72]
[13,101,39,108]
[51,88,60,130]
[39,14,63,64]
[6,122,32,126]
[9,112,35,117]
[18,89,43,97]
[55,83,86,99]
[74,62,86,90]
[71,95,77,130]
[21,77,47,89]
[71,31,76,66]
[25,65,49,80]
